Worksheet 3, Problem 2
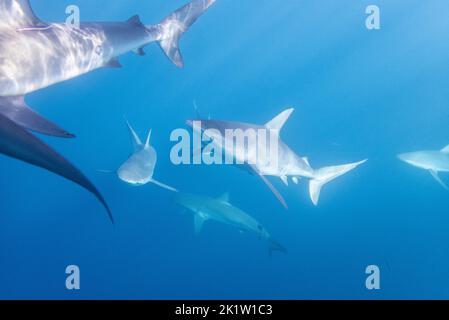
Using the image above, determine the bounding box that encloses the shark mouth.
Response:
[0,97,113,223]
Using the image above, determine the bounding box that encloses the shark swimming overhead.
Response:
[175,192,287,255]
[187,108,367,208]
[0,0,215,220]
[398,144,449,190]
[116,121,177,192]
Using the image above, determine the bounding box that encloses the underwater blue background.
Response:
[1,0,449,299]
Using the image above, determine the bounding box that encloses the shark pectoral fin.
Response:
[280,176,288,186]
[0,114,113,223]
[151,179,178,193]
[0,96,74,138]
[257,172,288,209]
[124,119,142,151]
[194,213,208,235]
[430,170,449,191]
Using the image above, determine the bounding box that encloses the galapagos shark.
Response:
[398,145,449,190]
[187,108,367,208]
[116,121,177,192]
[0,0,215,221]
[175,192,287,255]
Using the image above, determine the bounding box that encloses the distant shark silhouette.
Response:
[398,144,449,190]
[115,121,177,192]
[175,192,287,255]
[187,108,367,208]
[0,0,216,222]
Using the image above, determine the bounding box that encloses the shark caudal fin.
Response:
[309,160,367,206]
[152,0,217,67]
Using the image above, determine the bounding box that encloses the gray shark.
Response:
[175,192,287,255]
[117,121,177,192]
[0,0,215,221]
[187,108,367,208]
[398,144,449,190]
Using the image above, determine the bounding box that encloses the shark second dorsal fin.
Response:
[441,145,449,154]
[125,119,142,151]
[218,192,230,203]
[265,108,294,132]
[0,0,47,28]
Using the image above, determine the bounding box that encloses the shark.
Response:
[398,144,449,190]
[187,108,367,208]
[175,192,287,255]
[116,121,177,192]
[0,0,216,222]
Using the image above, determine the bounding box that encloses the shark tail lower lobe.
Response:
[0,114,113,223]
[149,0,216,68]
[309,160,367,206]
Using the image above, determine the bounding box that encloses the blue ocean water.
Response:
[1,0,449,299]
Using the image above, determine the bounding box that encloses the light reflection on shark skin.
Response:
[175,192,287,255]
[188,108,367,208]
[398,144,449,190]
[0,0,216,221]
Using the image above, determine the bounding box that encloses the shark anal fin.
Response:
[194,213,208,235]
[0,96,74,138]
[430,170,449,191]
[0,114,113,223]
[151,179,178,193]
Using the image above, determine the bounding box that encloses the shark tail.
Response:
[151,0,216,67]
[309,160,367,206]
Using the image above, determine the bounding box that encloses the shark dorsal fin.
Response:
[441,145,449,154]
[0,0,46,28]
[218,192,230,203]
[145,129,152,148]
[265,108,294,132]
[127,15,144,27]
[125,120,142,151]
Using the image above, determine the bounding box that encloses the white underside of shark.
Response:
[117,121,177,192]
[398,144,449,190]
[188,108,367,208]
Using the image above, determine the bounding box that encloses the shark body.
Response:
[0,0,215,221]
[117,121,177,192]
[175,192,287,255]
[188,108,367,208]
[398,144,449,190]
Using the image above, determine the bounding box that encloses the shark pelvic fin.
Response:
[441,145,449,154]
[0,96,75,138]
[0,113,113,223]
[194,213,208,235]
[265,108,294,132]
[125,119,142,151]
[430,170,449,191]
[105,58,122,68]
[152,0,217,68]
